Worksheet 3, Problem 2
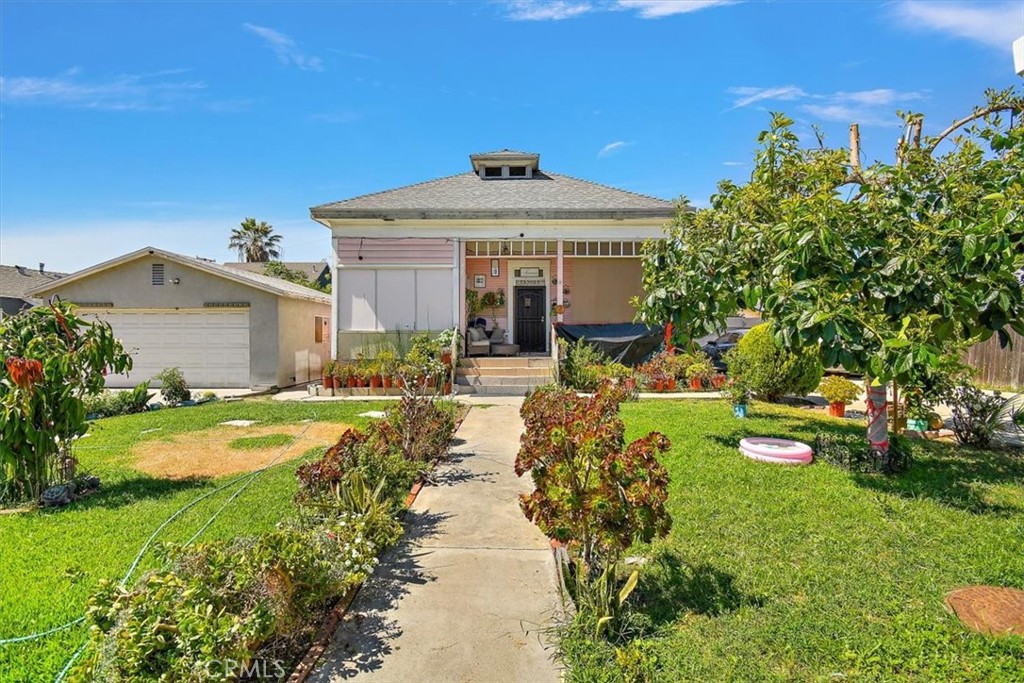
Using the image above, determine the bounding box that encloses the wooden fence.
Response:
[964,330,1024,389]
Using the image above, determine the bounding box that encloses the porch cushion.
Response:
[468,327,487,342]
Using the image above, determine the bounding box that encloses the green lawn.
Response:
[0,399,386,683]
[566,400,1024,682]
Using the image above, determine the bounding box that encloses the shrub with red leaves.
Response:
[515,381,671,575]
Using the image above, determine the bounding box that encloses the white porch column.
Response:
[330,236,339,361]
[556,239,564,323]
[457,239,466,329]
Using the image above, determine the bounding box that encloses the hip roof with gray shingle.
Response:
[311,170,676,221]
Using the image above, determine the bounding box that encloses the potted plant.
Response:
[341,363,357,388]
[480,289,506,338]
[321,360,337,390]
[904,389,933,432]
[818,375,860,418]
[725,377,752,417]
[377,347,398,389]
[711,373,726,390]
[686,357,714,391]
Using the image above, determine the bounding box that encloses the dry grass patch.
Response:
[132,422,354,478]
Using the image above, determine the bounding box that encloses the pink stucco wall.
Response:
[465,257,576,327]
[337,237,454,266]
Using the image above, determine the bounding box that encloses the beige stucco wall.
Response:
[40,254,283,387]
[569,258,643,324]
[277,298,331,385]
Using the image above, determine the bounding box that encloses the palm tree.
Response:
[229,218,283,262]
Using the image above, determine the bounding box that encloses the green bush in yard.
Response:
[725,323,823,401]
[154,367,191,406]
[71,517,379,682]
[83,382,152,418]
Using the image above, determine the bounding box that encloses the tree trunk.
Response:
[865,379,890,469]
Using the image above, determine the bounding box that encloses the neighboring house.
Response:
[222,261,331,290]
[26,247,331,389]
[310,149,676,358]
[0,263,65,318]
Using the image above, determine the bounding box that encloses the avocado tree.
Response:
[636,88,1024,466]
[0,301,132,504]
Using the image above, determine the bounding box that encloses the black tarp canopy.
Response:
[554,323,664,366]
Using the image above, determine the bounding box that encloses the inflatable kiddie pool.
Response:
[739,437,813,465]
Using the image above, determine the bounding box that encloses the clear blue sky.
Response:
[1,1,1021,272]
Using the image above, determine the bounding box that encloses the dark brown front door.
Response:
[514,286,546,352]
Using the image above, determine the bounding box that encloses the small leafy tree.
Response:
[0,301,131,504]
[636,88,1024,466]
[228,217,282,262]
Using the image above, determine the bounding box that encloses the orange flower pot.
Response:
[689,378,703,391]
[829,402,846,418]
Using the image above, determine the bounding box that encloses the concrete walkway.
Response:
[309,402,562,683]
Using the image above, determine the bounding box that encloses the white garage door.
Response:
[88,309,251,388]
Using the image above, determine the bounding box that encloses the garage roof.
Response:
[25,247,331,304]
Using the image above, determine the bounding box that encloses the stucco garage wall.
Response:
[46,255,280,387]
[568,258,643,324]
[277,297,331,386]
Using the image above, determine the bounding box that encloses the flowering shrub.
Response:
[1,301,131,504]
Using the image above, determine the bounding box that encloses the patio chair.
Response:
[466,326,491,356]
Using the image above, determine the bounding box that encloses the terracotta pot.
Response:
[346,376,357,388]
[396,377,405,388]
[322,376,334,390]
[441,351,453,365]
[443,381,453,394]
[624,378,637,392]
[370,375,383,389]
[828,402,846,418]
[653,379,665,392]
[382,376,393,389]
[427,376,436,388]
[712,375,726,389]
[356,377,366,388]
[666,378,677,391]
[689,378,703,391]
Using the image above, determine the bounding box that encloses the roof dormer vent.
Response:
[470,149,540,180]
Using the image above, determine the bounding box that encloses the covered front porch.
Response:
[459,238,647,355]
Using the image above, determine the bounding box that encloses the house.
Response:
[0,263,65,318]
[26,247,331,389]
[222,260,331,290]
[310,149,676,359]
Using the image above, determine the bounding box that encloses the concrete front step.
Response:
[455,384,538,397]
[460,357,553,369]
[457,367,553,378]
[457,375,552,387]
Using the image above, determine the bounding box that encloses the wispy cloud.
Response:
[727,85,805,110]
[502,0,732,20]
[727,85,927,127]
[722,160,745,166]
[327,49,379,61]
[0,69,205,111]
[615,1,736,19]
[890,1,1023,50]
[504,1,592,21]
[598,140,629,157]
[243,23,323,71]
[308,110,360,124]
